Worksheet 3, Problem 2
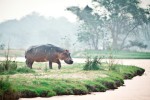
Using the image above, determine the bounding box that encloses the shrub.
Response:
[0,76,18,100]
[0,63,5,73]
[83,56,101,70]
[0,44,17,73]
[0,61,17,73]
[0,77,12,96]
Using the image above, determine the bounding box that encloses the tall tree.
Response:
[67,6,103,50]
[93,0,150,50]
[67,0,150,50]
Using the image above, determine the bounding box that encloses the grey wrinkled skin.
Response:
[25,44,73,69]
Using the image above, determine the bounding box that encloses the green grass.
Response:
[0,62,145,99]
[0,66,35,75]
[72,50,150,59]
[0,49,150,59]
[16,67,35,73]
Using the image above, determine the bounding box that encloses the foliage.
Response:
[0,43,17,73]
[67,0,150,50]
[67,6,102,50]
[0,77,11,96]
[94,0,149,50]
[0,61,17,73]
[72,50,150,59]
[0,44,5,50]
[129,40,147,49]
[83,56,101,70]
[0,76,17,98]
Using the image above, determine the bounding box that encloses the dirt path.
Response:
[20,59,150,100]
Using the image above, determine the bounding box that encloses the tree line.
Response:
[67,0,150,50]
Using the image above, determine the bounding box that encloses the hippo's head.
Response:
[59,50,73,64]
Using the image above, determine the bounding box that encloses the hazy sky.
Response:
[0,0,149,23]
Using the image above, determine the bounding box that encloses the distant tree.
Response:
[129,40,147,49]
[67,6,104,50]
[0,44,5,50]
[61,36,71,50]
[93,0,149,50]
[67,0,150,50]
[0,33,5,50]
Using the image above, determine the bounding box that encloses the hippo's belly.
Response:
[34,58,49,62]
[28,53,49,62]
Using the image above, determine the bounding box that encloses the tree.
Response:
[0,44,5,50]
[67,0,150,50]
[0,33,5,50]
[67,6,104,50]
[93,0,150,50]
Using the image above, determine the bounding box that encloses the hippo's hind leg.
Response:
[49,61,52,69]
[26,59,34,69]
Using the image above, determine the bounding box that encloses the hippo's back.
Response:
[25,44,60,61]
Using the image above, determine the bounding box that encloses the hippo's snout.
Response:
[69,60,73,64]
[64,60,73,64]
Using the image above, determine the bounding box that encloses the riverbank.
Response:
[0,62,145,100]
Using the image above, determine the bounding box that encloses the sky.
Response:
[0,0,149,23]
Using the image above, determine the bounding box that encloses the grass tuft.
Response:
[83,56,101,70]
[16,66,35,73]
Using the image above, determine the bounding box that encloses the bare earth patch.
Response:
[9,69,107,80]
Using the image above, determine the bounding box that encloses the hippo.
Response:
[25,44,73,69]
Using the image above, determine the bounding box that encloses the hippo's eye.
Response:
[63,53,68,56]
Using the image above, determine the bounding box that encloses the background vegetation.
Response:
[72,50,150,59]
[67,0,150,51]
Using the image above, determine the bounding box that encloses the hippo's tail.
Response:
[25,51,27,59]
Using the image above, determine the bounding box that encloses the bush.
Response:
[83,56,101,70]
[0,60,17,73]
[0,76,18,100]
[0,63,5,73]
[0,77,12,96]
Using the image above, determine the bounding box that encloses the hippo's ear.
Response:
[65,50,69,52]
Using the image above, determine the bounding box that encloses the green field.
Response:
[0,62,145,99]
[0,49,150,59]
[72,50,150,59]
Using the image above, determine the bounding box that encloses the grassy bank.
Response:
[72,50,150,59]
[0,62,145,100]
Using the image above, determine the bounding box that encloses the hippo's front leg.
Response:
[56,59,61,69]
[49,61,52,69]
[26,60,34,69]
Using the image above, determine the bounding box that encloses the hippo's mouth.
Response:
[64,60,73,64]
